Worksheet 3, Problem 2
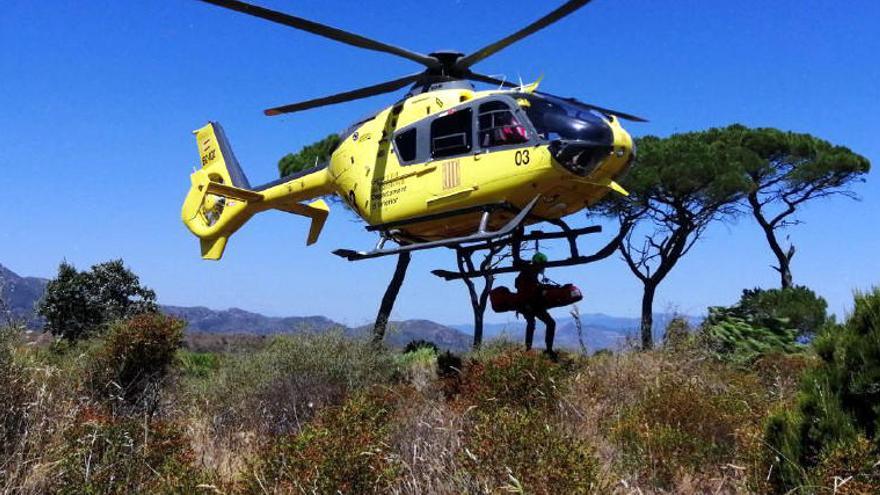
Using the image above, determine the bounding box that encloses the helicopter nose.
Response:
[543,111,616,176]
[548,137,614,178]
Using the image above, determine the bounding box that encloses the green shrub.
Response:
[464,407,600,494]
[701,286,827,364]
[702,306,802,363]
[461,349,567,411]
[403,339,438,355]
[765,287,880,493]
[38,260,157,341]
[394,347,437,391]
[250,387,403,494]
[198,330,397,437]
[738,286,829,336]
[54,411,210,494]
[612,371,754,488]
[764,409,807,491]
[88,313,184,410]
[397,346,437,366]
[177,350,221,379]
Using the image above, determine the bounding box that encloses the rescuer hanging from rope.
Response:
[515,252,557,354]
[489,250,584,356]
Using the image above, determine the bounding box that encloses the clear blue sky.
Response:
[1,0,878,327]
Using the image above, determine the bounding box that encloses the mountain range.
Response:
[0,263,49,328]
[1,263,698,351]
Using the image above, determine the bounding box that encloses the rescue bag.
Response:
[489,283,583,313]
[541,283,583,309]
[489,286,519,313]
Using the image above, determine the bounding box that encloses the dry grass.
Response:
[387,394,480,494]
[561,341,808,494]
[0,321,207,494]
[1,338,89,493]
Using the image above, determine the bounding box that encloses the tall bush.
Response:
[38,259,157,341]
[55,413,209,494]
[197,330,397,437]
[702,307,802,364]
[88,313,184,410]
[251,388,402,494]
[701,287,820,363]
[765,287,880,492]
[738,286,829,336]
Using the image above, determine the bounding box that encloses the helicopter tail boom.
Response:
[181,122,332,260]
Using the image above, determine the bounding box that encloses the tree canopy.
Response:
[699,286,826,364]
[38,259,157,341]
[278,134,341,178]
[735,285,829,336]
[598,130,750,348]
[599,124,869,348]
[765,287,880,491]
[711,124,870,288]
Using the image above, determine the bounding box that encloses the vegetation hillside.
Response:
[3,286,880,493]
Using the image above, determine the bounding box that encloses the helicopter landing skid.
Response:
[431,217,616,281]
[332,196,541,261]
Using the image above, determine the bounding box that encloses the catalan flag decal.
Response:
[442,159,461,190]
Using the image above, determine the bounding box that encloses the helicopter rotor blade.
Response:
[466,73,647,122]
[464,71,520,89]
[539,93,649,122]
[196,0,440,68]
[456,0,593,69]
[264,73,423,116]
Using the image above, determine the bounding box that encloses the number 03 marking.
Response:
[514,150,530,166]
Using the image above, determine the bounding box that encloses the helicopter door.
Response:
[476,100,530,150]
[473,99,533,178]
[426,107,477,206]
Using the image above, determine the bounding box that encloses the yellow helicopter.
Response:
[181,0,644,270]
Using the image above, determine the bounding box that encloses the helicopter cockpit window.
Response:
[394,128,417,163]
[430,108,473,158]
[478,101,529,148]
[517,94,611,145]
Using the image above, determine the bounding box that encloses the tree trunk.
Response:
[748,192,794,289]
[640,282,656,350]
[473,264,498,349]
[472,306,484,349]
[372,252,411,345]
[776,253,794,289]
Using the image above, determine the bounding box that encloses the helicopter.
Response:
[181,0,645,271]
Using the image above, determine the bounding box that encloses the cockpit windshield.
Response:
[515,93,612,146]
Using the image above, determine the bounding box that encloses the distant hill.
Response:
[0,263,472,351]
[1,262,698,351]
[0,263,48,328]
[452,312,703,351]
[352,319,472,353]
[162,305,338,334]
